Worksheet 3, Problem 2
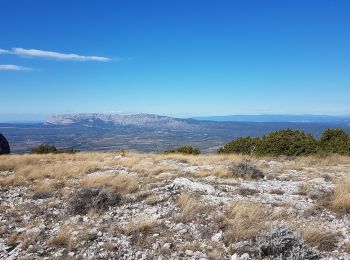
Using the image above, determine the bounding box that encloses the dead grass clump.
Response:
[331,176,350,213]
[193,170,211,178]
[237,187,259,196]
[81,174,139,194]
[208,248,226,260]
[178,241,201,251]
[48,228,75,249]
[211,167,230,178]
[111,175,139,193]
[124,218,157,236]
[300,226,339,251]
[344,242,350,253]
[296,182,330,200]
[224,202,269,242]
[295,182,312,196]
[177,193,203,222]
[270,188,285,195]
[228,160,264,179]
[0,175,24,187]
[0,164,15,172]
[69,188,121,215]
[145,195,165,205]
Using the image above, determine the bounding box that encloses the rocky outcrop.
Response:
[0,133,10,154]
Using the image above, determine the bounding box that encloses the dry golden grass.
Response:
[29,179,65,194]
[80,174,139,193]
[178,241,201,251]
[212,166,231,178]
[1,152,349,200]
[224,202,270,242]
[177,193,203,221]
[298,154,350,167]
[344,242,350,253]
[331,176,350,213]
[47,227,75,249]
[145,195,164,205]
[296,182,312,196]
[237,187,259,196]
[299,225,339,251]
[123,217,157,235]
[0,153,112,188]
[208,249,226,260]
[269,188,284,195]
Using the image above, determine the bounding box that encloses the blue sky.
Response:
[1,0,350,120]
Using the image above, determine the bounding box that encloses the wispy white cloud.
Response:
[0,64,32,71]
[0,48,111,62]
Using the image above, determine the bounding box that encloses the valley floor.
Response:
[1,152,350,259]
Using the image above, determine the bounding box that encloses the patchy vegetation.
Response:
[31,144,79,154]
[319,128,350,155]
[0,152,350,259]
[219,128,350,157]
[218,136,260,155]
[164,146,200,155]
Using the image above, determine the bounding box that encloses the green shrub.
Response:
[31,144,79,154]
[254,129,317,156]
[31,144,58,154]
[164,146,200,155]
[218,137,261,154]
[318,128,350,155]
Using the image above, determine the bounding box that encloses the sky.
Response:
[0,0,350,121]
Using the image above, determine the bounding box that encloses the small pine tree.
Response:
[31,144,58,154]
[254,129,317,156]
[164,146,200,155]
[318,128,350,155]
[218,137,261,155]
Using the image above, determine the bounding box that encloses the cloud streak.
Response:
[0,65,32,71]
[0,48,111,62]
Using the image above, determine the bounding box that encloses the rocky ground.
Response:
[1,152,350,259]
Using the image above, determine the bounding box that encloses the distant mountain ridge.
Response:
[46,113,193,129]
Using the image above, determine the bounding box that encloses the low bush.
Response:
[218,137,261,155]
[165,146,200,155]
[220,128,350,157]
[31,144,58,154]
[318,128,350,155]
[69,188,121,215]
[228,160,264,179]
[255,129,318,156]
[257,225,320,259]
[31,144,79,154]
